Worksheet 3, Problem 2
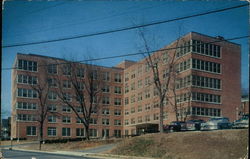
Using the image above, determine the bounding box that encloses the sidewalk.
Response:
[3,146,155,159]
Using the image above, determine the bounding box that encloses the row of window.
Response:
[18,60,37,72]
[192,92,221,104]
[176,59,191,73]
[191,107,221,117]
[47,116,122,126]
[16,102,37,110]
[176,40,221,58]
[192,59,221,74]
[124,112,168,125]
[176,75,221,90]
[17,88,38,98]
[17,74,38,85]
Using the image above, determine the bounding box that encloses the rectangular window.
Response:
[48,78,57,87]
[16,102,37,110]
[114,109,121,116]
[48,104,57,112]
[114,130,121,138]
[102,85,110,93]
[62,116,71,123]
[48,116,57,123]
[114,86,122,94]
[77,68,84,78]
[63,80,71,89]
[48,91,57,100]
[62,106,71,113]
[63,65,71,75]
[114,73,122,82]
[17,75,38,85]
[103,72,110,81]
[17,88,38,98]
[76,128,84,137]
[90,118,97,125]
[48,127,57,136]
[62,128,71,136]
[26,126,36,136]
[138,105,142,112]
[102,118,110,125]
[102,109,110,115]
[76,117,84,124]
[18,59,37,72]
[114,120,121,126]
[48,64,57,74]
[102,97,110,105]
[89,129,97,137]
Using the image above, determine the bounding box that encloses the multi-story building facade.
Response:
[11,32,241,139]
[11,54,124,140]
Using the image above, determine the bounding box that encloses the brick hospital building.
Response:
[11,32,241,139]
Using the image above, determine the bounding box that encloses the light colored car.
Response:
[201,117,231,130]
[232,115,249,129]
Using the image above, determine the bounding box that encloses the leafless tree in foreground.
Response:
[26,61,51,150]
[56,60,103,140]
[137,29,181,133]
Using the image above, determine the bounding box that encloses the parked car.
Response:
[232,114,249,129]
[201,117,232,130]
[165,121,187,132]
[186,119,205,131]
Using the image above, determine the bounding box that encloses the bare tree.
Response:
[56,60,103,140]
[137,29,181,133]
[25,60,52,150]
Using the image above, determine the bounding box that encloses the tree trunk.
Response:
[85,126,90,140]
[159,101,164,133]
[39,122,43,150]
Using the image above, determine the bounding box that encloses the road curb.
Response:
[84,153,155,159]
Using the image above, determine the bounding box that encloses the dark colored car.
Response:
[186,119,205,131]
[165,121,187,132]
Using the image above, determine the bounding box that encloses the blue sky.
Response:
[2,1,249,118]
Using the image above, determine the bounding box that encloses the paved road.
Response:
[76,144,117,153]
[1,149,95,159]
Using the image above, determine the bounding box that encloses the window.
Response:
[77,68,84,78]
[48,78,57,87]
[103,129,110,138]
[114,130,121,137]
[48,91,57,100]
[62,128,71,136]
[138,105,142,112]
[154,113,159,120]
[138,116,142,123]
[102,85,110,93]
[130,107,135,114]
[102,97,110,105]
[138,80,143,89]
[192,92,221,104]
[48,104,57,112]
[16,102,37,110]
[17,75,37,85]
[137,93,143,101]
[18,59,37,72]
[125,109,129,115]
[90,118,97,125]
[18,114,36,121]
[114,120,121,126]
[131,82,135,91]
[17,88,37,98]
[62,116,71,123]
[102,118,110,125]
[124,119,129,125]
[125,72,129,82]
[124,97,129,105]
[48,64,57,74]
[77,83,84,90]
[114,109,121,116]
[191,107,221,117]
[145,77,151,86]
[76,128,84,137]
[131,118,135,124]
[63,65,71,75]
[63,93,72,102]
[137,65,143,76]
[130,95,136,103]
[76,117,84,124]
[145,104,151,111]
[48,116,57,123]
[125,84,129,93]
[89,129,97,137]
[103,72,110,81]
[62,106,71,113]
[145,115,150,122]
[102,109,110,115]
[145,90,150,99]
[114,73,122,82]
[162,52,169,63]
[27,126,36,136]
[145,63,150,72]
[76,107,83,113]
[90,70,98,80]
[114,86,122,94]
[192,58,221,74]
[131,70,136,79]
[63,80,71,89]
[48,127,56,136]
[114,98,122,106]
